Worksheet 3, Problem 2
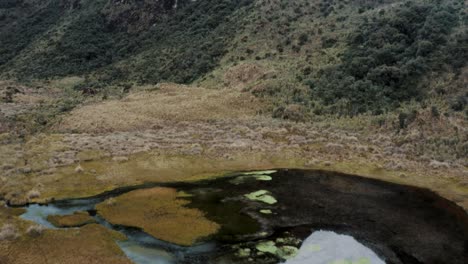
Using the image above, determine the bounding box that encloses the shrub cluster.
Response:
[309,0,465,115]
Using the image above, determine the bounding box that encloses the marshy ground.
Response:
[4,169,468,264]
[0,81,467,263]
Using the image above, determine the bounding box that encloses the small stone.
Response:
[106,198,116,206]
[112,156,129,163]
[0,224,19,241]
[260,209,272,214]
[21,167,32,173]
[27,189,40,199]
[305,159,320,167]
[74,165,84,173]
[26,225,45,238]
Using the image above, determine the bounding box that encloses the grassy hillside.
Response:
[0,0,466,118]
[0,0,253,83]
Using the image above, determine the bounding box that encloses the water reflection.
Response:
[285,231,385,264]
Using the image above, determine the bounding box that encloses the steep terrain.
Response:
[0,0,466,117]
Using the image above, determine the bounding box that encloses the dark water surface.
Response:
[20,169,468,264]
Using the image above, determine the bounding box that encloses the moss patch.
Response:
[256,240,278,254]
[230,174,273,185]
[96,187,220,246]
[242,170,277,175]
[47,211,96,228]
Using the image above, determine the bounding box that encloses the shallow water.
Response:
[20,192,219,264]
[21,201,96,228]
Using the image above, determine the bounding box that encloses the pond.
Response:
[19,169,468,264]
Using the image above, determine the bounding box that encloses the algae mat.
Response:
[96,187,220,246]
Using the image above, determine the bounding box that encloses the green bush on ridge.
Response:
[309,0,465,115]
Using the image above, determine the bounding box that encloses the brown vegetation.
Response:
[96,187,220,246]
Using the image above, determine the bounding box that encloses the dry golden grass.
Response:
[96,187,220,246]
[57,83,265,133]
[0,224,131,264]
[47,212,96,228]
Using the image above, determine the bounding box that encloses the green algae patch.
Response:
[230,174,272,185]
[96,187,220,246]
[245,190,277,204]
[260,209,272,214]
[177,191,194,198]
[237,248,252,258]
[277,245,299,259]
[47,211,96,228]
[255,175,273,181]
[242,170,277,175]
[256,240,278,254]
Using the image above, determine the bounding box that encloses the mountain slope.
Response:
[0,0,466,117]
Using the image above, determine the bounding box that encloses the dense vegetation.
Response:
[0,0,253,87]
[310,0,466,115]
[0,0,466,117]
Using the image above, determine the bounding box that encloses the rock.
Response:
[106,197,116,206]
[27,189,40,199]
[112,156,129,162]
[26,225,45,238]
[74,164,84,173]
[305,159,320,167]
[326,143,344,152]
[186,143,203,155]
[8,197,28,206]
[0,224,19,241]
[429,160,450,169]
[21,167,32,173]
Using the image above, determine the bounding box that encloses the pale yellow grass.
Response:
[57,83,265,133]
